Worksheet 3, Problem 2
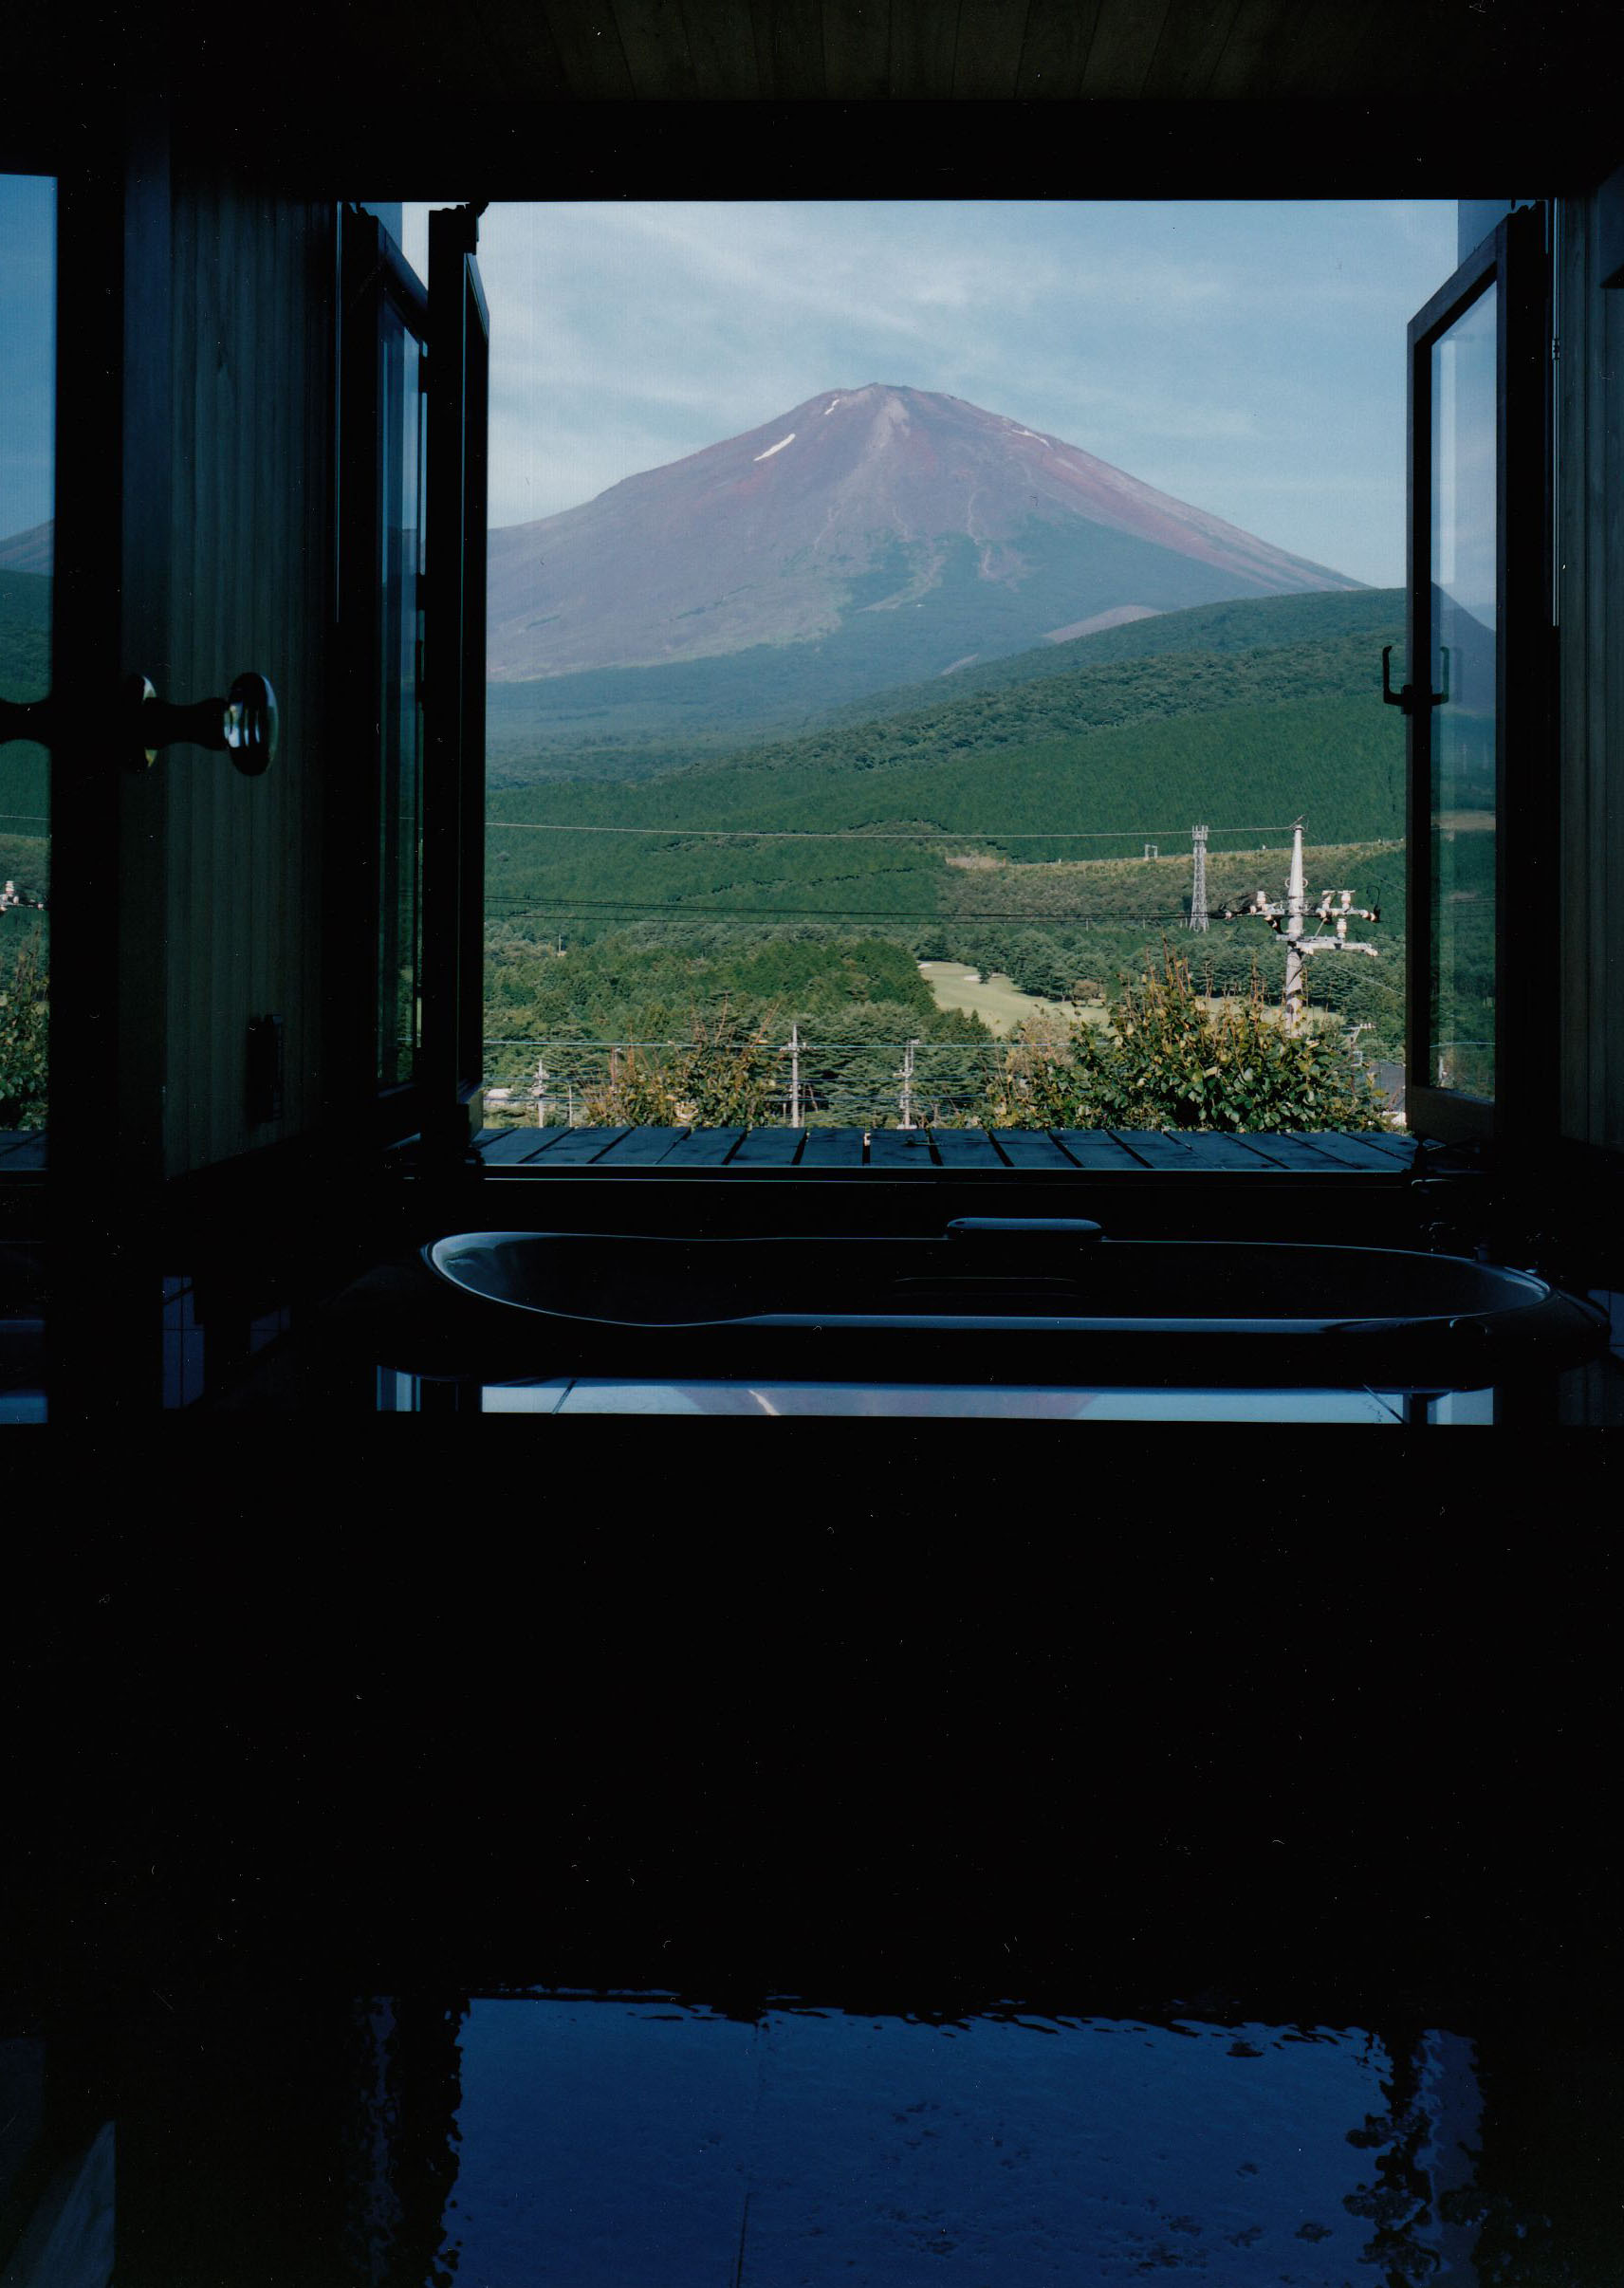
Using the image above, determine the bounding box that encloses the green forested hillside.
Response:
[833,586,1405,721]
[485,585,1412,1088]
[486,585,1404,782]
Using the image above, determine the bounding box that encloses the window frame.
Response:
[335,204,434,1153]
[1404,203,1555,1151]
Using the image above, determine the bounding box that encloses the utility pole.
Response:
[900,1039,918,1129]
[1189,824,1209,932]
[788,1023,802,1128]
[1220,821,1380,1035]
[535,1057,546,1128]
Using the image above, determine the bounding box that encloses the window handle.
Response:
[1381,644,1449,714]
[1,677,279,775]
[0,695,52,747]
[127,672,278,774]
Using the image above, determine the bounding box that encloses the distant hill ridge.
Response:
[485,587,1409,954]
[489,586,1406,789]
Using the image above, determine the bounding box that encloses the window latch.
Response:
[1381,643,1449,714]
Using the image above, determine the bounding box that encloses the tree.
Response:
[984,945,1386,1132]
[584,1000,784,1128]
[0,932,47,1128]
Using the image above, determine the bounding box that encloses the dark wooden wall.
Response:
[1557,181,1624,1154]
[156,169,335,1176]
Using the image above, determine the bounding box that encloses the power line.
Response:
[488,896,1214,921]
[484,820,1311,841]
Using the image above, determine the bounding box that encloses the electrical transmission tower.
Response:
[1189,825,1209,932]
[1218,821,1380,1033]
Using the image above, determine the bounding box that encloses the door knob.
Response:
[1,678,279,775]
[127,673,278,775]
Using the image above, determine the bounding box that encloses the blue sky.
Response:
[0,176,56,544]
[408,198,1456,589]
[0,190,1457,592]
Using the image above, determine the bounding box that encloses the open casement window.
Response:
[1404,203,1556,1148]
[423,203,490,1162]
[339,203,489,1158]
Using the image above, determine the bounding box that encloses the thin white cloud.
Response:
[415,197,1458,583]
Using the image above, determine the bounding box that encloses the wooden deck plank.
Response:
[657,1128,747,1166]
[990,1130,1078,1170]
[730,1128,804,1165]
[1174,1132,1294,1172]
[1049,1130,1149,1171]
[928,1129,1006,1168]
[1240,1130,1368,1171]
[590,1126,692,1166]
[478,1128,566,1166]
[522,1126,633,1166]
[1343,1128,1419,1164]
[461,1122,1417,1182]
[797,1127,867,1167]
[866,1129,937,1169]
[1274,1129,1412,1172]
[1107,1129,1196,1168]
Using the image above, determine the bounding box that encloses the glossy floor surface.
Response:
[441,2001,1482,2285]
[5,1503,1619,2283]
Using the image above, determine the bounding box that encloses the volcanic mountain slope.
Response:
[487,385,1360,696]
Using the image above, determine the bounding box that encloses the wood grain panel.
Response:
[799,1126,866,1165]
[1051,1131,1147,1169]
[531,1126,634,1163]
[866,1128,936,1167]
[1140,0,1243,97]
[731,1127,803,1163]
[593,1125,692,1162]
[888,0,960,95]
[989,1129,1075,1168]
[1269,0,1381,99]
[470,0,573,98]
[1078,0,1173,96]
[538,0,638,96]
[1605,224,1624,1150]
[658,1127,747,1164]
[821,0,893,97]
[751,0,827,95]
[1013,0,1102,96]
[161,175,334,1176]
[680,0,765,95]
[1202,0,1293,97]
[612,0,702,96]
[951,0,1029,96]
[1542,193,1615,1150]
[929,1128,1004,1166]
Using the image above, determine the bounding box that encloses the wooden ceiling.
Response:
[7,0,1614,192]
[395,0,1550,106]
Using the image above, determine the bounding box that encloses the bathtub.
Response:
[420,1218,1608,1393]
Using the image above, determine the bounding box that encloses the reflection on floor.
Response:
[479,1380,1418,1419]
[439,2001,1480,2286]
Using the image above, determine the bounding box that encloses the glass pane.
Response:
[1429,280,1497,1098]
[378,307,425,1088]
[0,174,54,1134]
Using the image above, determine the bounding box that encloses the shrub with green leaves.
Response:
[584,1001,784,1128]
[0,932,47,1128]
[985,947,1387,1133]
